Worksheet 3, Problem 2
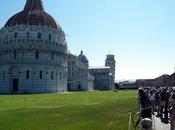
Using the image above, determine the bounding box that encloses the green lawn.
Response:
[0,90,139,130]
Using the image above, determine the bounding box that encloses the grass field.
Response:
[0,90,139,130]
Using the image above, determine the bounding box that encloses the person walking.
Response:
[160,88,166,118]
[139,88,152,119]
[165,89,171,119]
[148,91,155,114]
[155,90,161,116]
[169,88,175,130]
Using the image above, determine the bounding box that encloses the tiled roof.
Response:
[5,0,58,29]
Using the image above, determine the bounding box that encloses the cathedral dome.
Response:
[5,0,58,29]
[78,51,89,66]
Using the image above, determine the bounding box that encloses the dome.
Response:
[5,0,58,29]
[78,51,89,66]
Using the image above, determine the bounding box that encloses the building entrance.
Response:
[13,79,19,92]
[78,84,81,90]
[68,83,71,91]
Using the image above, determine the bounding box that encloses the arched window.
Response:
[27,31,30,38]
[51,52,54,60]
[5,34,8,40]
[49,34,51,40]
[35,51,39,59]
[40,71,43,79]
[14,32,18,38]
[51,71,54,80]
[60,72,62,80]
[38,32,41,39]
[13,50,17,59]
[3,71,5,80]
[26,70,29,79]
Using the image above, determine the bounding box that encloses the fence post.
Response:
[128,111,132,130]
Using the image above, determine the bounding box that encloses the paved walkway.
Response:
[152,114,170,130]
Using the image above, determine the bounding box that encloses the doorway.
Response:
[78,84,81,90]
[13,79,19,92]
[68,83,71,91]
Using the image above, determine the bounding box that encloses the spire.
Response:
[24,0,44,11]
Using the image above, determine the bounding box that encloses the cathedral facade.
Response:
[67,51,95,91]
[67,52,89,91]
[0,0,67,93]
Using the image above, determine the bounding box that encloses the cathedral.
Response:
[0,0,67,93]
[0,0,116,94]
[68,51,116,91]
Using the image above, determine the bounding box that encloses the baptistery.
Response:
[0,0,68,93]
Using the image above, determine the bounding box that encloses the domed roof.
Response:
[78,51,89,66]
[5,0,58,29]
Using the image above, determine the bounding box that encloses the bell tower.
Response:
[105,54,116,80]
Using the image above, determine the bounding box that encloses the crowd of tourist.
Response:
[138,87,175,130]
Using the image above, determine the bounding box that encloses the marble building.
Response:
[67,53,88,91]
[0,0,116,93]
[88,55,116,90]
[68,51,115,91]
[67,52,94,91]
[88,67,114,90]
[0,0,67,93]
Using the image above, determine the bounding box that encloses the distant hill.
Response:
[115,79,136,83]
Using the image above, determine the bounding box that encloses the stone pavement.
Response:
[152,114,170,130]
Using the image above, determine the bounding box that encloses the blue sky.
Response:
[0,0,175,80]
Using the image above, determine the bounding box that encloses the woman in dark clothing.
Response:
[138,88,152,119]
[155,91,161,116]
